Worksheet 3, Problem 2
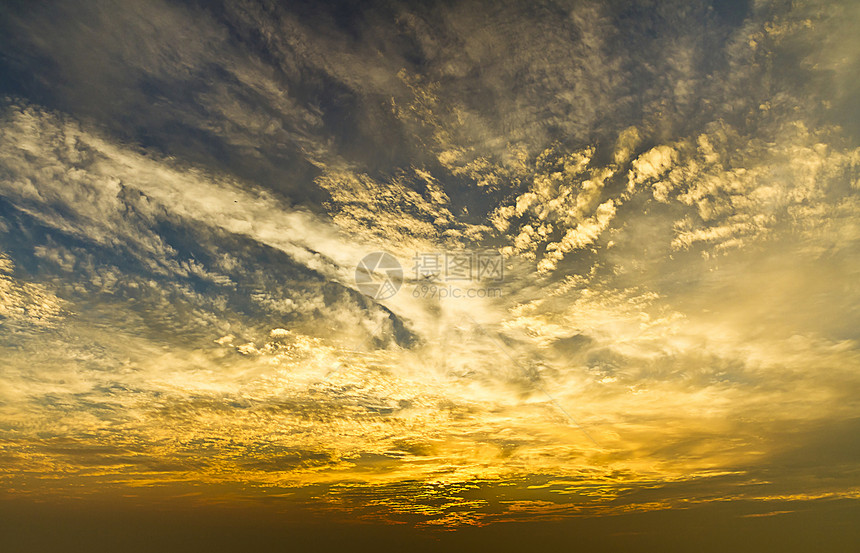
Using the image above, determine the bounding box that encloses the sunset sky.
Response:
[1,0,859,551]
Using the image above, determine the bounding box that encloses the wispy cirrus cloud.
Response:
[1,0,859,534]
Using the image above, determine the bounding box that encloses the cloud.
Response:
[628,145,678,195]
[315,168,490,255]
[1,0,860,531]
[0,253,64,327]
[0,103,368,285]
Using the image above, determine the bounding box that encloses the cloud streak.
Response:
[1,0,859,535]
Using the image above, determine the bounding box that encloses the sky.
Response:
[0,0,859,551]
